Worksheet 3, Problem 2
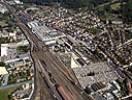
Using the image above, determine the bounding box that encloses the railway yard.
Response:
[0,0,132,100]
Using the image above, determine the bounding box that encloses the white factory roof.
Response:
[5,56,29,64]
[14,0,23,4]
[0,4,8,14]
[32,25,65,42]
[0,67,8,75]
[17,40,29,46]
[112,80,121,90]
[71,53,80,68]
[27,20,39,29]
[130,62,132,66]
[45,40,56,45]
[1,44,8,57]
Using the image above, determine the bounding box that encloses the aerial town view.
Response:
[0,0,132,100]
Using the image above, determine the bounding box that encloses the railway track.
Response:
[2,1,94,100]
[23,15,93,100]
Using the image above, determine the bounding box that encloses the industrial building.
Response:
[27,20,65,45]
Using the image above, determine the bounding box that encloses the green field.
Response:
[111,3,121,10]
[0,21,8,27]
[0,87,17,100]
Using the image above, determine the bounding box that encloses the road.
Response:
[0,80,33,90]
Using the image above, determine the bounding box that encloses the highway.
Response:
[1,1,93,100]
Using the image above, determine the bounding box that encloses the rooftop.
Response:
[0,67,8,75]
[73,62,119,88]
[27,21,65,43]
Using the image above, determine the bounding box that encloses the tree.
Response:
[122,0,132,22]
[17,45,29,53]
[0,62,5,66]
